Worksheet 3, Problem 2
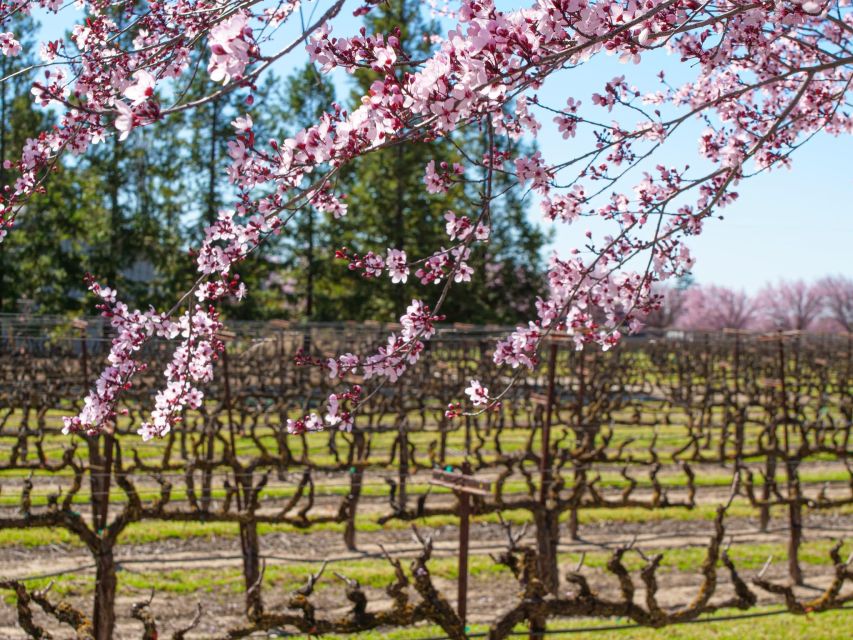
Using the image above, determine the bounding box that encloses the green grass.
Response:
[3,501,851,548]
[3,466,848,508]
[5,403,848,470]
[4,538,847,600]
[319,607,853,639]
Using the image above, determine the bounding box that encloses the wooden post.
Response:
[539,342,558,506]
[73,318,89,388]
[457,487,470,626]
[536,341,560,595]
[569,348,585,540]
[398,418,409,514]
[430,466,491,630]
[271,321,292,471]
[732,331,743,465]
[221,329,237,451]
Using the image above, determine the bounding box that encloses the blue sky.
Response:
[532,56,853,293]
[34,2,851,292]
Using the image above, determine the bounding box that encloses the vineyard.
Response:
[1,318,851,639]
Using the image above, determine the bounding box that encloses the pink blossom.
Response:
[123,69,155,106]
[818,276,853,333]
[386,248,409,284]
[0,32,21,57]
[0,0,848,440]
[676,286,757,332]
[465,380,489,406]
[232,114,253,131]
[114,101,135,141]
[208,12,253,84]
[372,45,397,70]
[755,280,825,331]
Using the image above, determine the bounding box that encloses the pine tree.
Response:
[0,15,105,313]
[252,65,337,321]
[318,0,548,324]
[1,12,189,314]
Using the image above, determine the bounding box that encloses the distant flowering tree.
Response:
[0,0,851,437]
[818,275,853,333]
[657,277,849,334]
[755,279,825,331]
[677,285,757,331]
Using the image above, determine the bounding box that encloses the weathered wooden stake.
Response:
[430,464,491,630]
[537,342,560,595]
[458,484,470,626]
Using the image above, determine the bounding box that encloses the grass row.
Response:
[2,501,850,548]
[320,607,853,640]
[2,466,849,508]
[6,538,850,602]
[3,400,847,468]
[0,414,844,481]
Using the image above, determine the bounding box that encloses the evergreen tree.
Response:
[172,58,297,320]
[0,16,104,314]
[1,12,189,314]
[251,65,338,321]
[1,2,546,323]
[79,116,188,308]
[317,0,548,324]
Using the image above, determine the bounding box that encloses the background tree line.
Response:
[0,1,548,324]
[644,276,853,333]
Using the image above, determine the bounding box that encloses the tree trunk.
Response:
[200,423,215,512]
[343,432,366,551]
[787,458,804,585]
[567,500,579,541]
[88,434,113,534]
[89,434,116,639]
[93,544,118,640]
[760,446,775,532]
[534,507,560,596]
[397,420,408,514]
[240,518,263,618]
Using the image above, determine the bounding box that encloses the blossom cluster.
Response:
[0,31,20,56]
[59,277,222,440]
[335,247,409,283]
